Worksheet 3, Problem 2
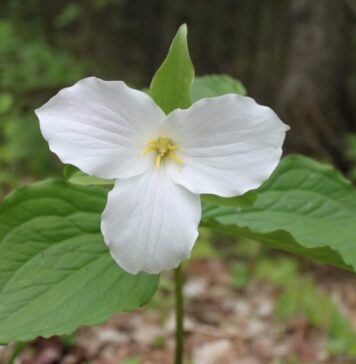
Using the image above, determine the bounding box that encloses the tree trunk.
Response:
[277,0,351,165]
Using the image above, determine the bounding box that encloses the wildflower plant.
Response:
[0,25,356,363]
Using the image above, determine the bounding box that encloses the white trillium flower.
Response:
[36,77,289,274]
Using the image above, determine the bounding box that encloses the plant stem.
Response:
[6,342,26,364]
[174,265,184,364]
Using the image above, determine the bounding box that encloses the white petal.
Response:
[101,168,201,274]
[36,77,165,179]
[163,94,289,197]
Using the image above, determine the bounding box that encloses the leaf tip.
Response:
[178,23,188,34]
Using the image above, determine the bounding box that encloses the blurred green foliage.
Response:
[230,261,250,289]
[0,20,85,91]
[120,356,141,364]
[0,17,86,191]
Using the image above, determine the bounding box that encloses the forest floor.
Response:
[1,253,356,364]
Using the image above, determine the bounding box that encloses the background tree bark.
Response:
[276,0,352,165]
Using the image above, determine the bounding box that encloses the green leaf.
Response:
[63,165,114,186]
[150,24,194,113]
[202,155,356,271]
[0,181,159,344]
[202,190,256,209]
[191,74,247,102]
[63,164,80,178]
[0,92,14,114]
[68,172,114,186]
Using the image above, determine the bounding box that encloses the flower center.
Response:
[141,136,184,168]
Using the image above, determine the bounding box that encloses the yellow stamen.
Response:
[168,151,184,165]
[144,139,158,145]
[168,145,179,151]
[140,145,156,155]
[141,136,184,168]
[155,154,162,168]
